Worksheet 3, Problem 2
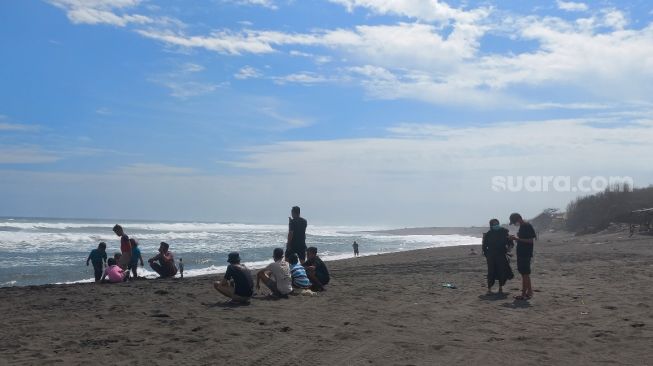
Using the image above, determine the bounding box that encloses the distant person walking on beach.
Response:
[214,252,253,304]
[353,241,359,257]
[86,242,107,282]
[630,224,636,237]
[148,242,177,278]
[129,239,144,279]
[286,206,308,263]
[509,213,537,300]
[113,225,131,271]
[482,219,513,295]
[304,246,330,291]
[257,248,293,298]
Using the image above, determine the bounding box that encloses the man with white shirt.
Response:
[257,248,293,298]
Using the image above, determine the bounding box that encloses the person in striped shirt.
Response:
[287,253,311,290]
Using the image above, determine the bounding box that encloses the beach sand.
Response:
[1,230,652,365]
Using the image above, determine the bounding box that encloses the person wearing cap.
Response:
[256,248,293,298]
[148,242,178,278]
[214,252,254,303]
[508,213,537,300]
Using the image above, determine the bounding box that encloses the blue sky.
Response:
[1,0,652,226]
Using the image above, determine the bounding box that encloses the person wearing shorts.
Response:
[509,213,536,300]
[214,252,254,304]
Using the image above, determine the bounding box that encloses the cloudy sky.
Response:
[1,0,652,226]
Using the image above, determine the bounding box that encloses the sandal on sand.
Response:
[514,295,529,301]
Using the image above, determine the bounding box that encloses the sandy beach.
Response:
[1,230,652,365]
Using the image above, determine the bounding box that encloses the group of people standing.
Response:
[86,224,180,283]
[481,212,536,300]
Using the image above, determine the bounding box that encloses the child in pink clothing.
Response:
[101,258,127,283]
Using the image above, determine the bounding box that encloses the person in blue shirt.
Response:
[129,239,144,279]
[86,242,107,282]
[287,253,311,290]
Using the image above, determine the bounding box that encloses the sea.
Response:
[0,217,480,287]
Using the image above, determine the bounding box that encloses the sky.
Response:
[0,0,652,226]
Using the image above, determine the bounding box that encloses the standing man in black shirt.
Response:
[286,206,308,264]
[509,213,537,300]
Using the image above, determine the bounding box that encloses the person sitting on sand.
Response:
[214,252,253,304]
[482,219,514,295]
[257,248,293,298]
[148,242,178,278]
[288,253,312,292]
[509,213,537,300]
[304,246,330,291]
[129,239,144,279]
[113,224,132,271]
[101,258,127,283]
[86,242,107,282]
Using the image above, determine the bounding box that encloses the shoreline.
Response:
[6,229,483,289]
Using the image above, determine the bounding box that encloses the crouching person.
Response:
[148,242,178,278]
[257,248,293,298]
[304,247,330,292]
[288,253,312,294]
[214,252,253,304]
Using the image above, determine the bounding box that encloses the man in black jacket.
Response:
[482,218,513,295]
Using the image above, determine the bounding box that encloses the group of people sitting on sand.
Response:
[86,224,182,283]
[481,212,537,301]
[205,205,332,303]
[213,245,331,304]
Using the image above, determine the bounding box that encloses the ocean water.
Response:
[0,217,480,287]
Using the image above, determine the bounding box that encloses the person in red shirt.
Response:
[113,224,132,272]
[148,242,178,278]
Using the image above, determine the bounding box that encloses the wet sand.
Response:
[1,230,652,365]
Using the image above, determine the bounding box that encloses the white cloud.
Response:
[0,123,38,132]
[95,107,111,115]
[47,0,653,108]
[234,66,262,79]
[118,163,197,175]
[48,0,153,27]
[224,0,277,9]
[259,106,312,129]
[231,118,653,176]
[181,63,205,73]
[556,1,588,12]
[154,80,221,99]
[0,146,60,164]
[273,72,329,85]
[329,0,490,24]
